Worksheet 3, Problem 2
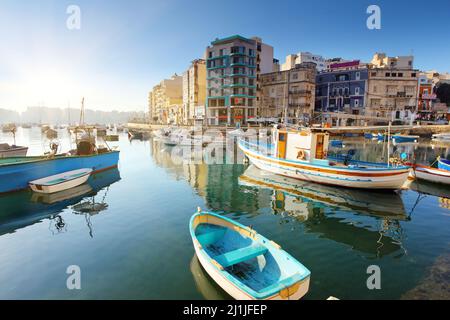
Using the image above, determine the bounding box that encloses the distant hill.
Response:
[0,107,147,125]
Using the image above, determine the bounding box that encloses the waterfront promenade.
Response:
[127,122,450,137]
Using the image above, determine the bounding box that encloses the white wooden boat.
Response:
[0,143,28,158]
[238,126,410,190]
[432,133,450,141]
[29,168,93,194]
[190,210,311,300]
[409,163,450,185]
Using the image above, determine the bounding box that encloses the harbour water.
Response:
[1,127,450,299]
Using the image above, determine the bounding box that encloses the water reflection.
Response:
[0,168,121,236]
[190,255,231,300]
[239,165,407,258]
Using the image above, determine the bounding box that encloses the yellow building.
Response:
[366,53,419,123]
[183,59,206,125]
[148,74,183,124]
[260,62,316,124]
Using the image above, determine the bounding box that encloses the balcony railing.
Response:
[289,90,312,95]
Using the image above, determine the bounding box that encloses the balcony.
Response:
[288,103,311,108]
[289,90,312,96]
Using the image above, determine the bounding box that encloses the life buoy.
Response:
[297,149,306,160]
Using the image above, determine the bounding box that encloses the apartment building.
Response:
[315,61,368,113]
[366,53,418,123]
[260,62,316,124]
[281,52,327,72]
[205,35,274,125]
[182,59,206,125]
[148,74,183,124]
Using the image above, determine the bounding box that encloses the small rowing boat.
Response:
[0,143,28,158]
[392,134,419,143]
[190,210,311,300]
[432,133,450,141]
[29,168,93,194]
[438,158,450,171]
[409,158,450,185]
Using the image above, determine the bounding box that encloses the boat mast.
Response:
[79,97,85,126]
[387,121,391,167]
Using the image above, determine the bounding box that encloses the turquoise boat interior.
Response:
[438,158,450,171]
[192,213,310,299]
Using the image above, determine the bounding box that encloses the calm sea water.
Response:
[0,127,449,300]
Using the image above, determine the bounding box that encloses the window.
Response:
[373,86,377,93]
[355,72,360,80]
[371,72,376,77]
[392,73,397,77]
[292,72,298,80]
[412,73,417,77]
[398,73,403,77]
[248,99,254,107]
[385,73,391,77]
[354,99,359,107]
[209,51,213,58]
[355,87,360,95]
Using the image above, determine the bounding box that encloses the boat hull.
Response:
[0,151,119,194]
[190,212,310,300]
[411,165,450,185]
[392,135,419,143]
[239,142,410,190]
[193,241,310,300]
[29,169,92,194]
[0,147,28,158]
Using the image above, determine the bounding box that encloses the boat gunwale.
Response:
[190,211,310,300]
[29,168,93,187]
[0,150,120,168]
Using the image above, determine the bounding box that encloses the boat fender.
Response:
[297,149,306,160]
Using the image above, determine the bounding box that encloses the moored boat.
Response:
[0,143,28,158]
[409,163,450,185]
[392,134,419,143]
[29,168,93,194]
[432,133,450,141]
[438,158,450,171]
[190,210,311,300]
[238,126,410,190]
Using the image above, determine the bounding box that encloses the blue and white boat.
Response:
[392,134,419,143]
[239,126,410,190]
[190,210,311,300]
[438,158,450,171]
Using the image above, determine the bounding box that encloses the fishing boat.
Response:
[190,210,311,300]
[0,143,28,158]
[438,158,450,171]
[364,132,376,139]
[329,140,344,148]
[238,126,410,190]
[432,133,450,142]
[0,128,119,193]
[408,157,450,185]
[392,134,419,143]
[29,168,93,194]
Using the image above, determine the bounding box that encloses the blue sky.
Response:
[0,0,449,112]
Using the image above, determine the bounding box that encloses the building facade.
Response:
[281,52,327,72]
[260,62,316,124]
[417,74,435,112]
[314,60,369,125]
[205,35,274,125]
[366,53,418,124]
[148,74,183,124]
[182,59,206,125]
